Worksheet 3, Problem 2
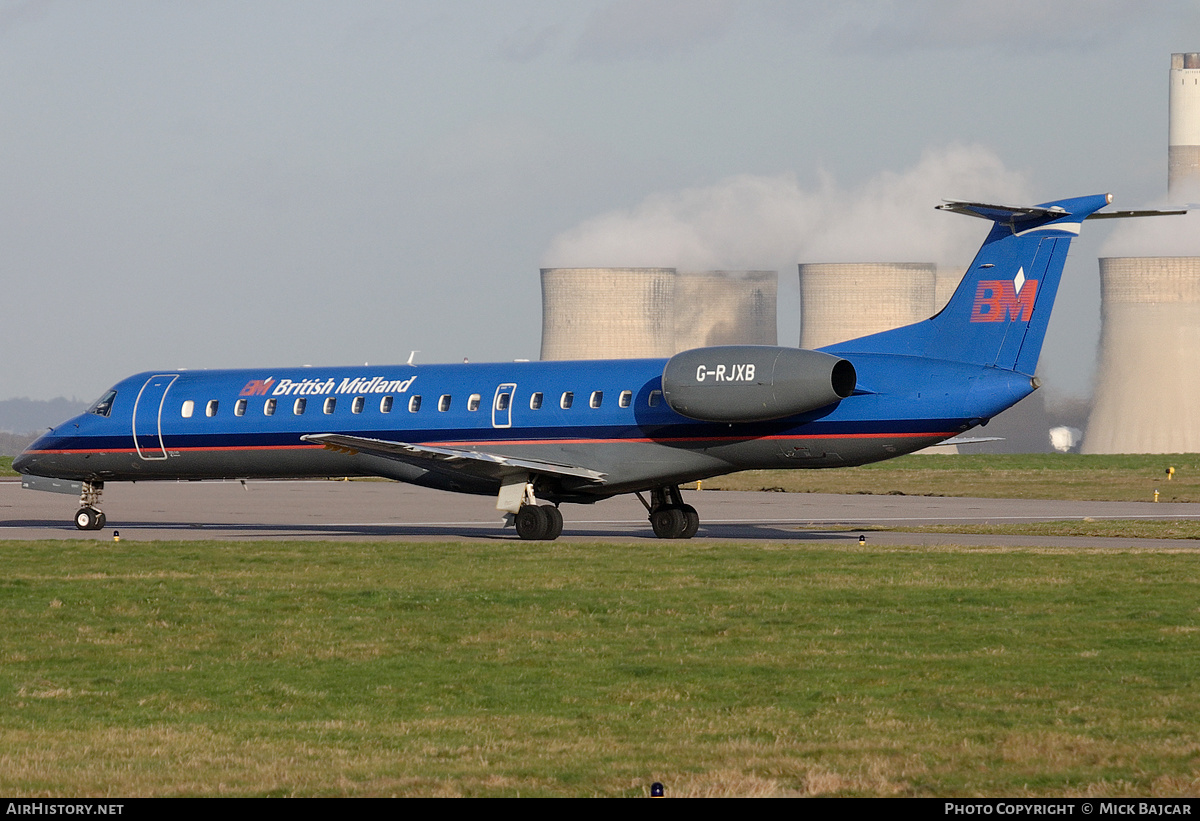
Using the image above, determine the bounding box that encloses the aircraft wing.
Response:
[300,433,608,485]
[937,436,1004,446]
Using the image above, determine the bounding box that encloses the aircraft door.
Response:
[492,383,516,428]
[132,374,180,460]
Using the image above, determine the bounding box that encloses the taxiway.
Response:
[3,478,1199,549]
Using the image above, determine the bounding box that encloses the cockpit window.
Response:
[89,390,117,418]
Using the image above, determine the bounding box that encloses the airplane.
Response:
[13,193,1179,540]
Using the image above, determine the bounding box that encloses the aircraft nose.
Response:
[11,451,32,473]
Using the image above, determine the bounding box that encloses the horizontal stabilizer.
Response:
[1083,208,1188,220]
[935,200,1072,223]
[938,199,1186,223]
[301,433,608,485]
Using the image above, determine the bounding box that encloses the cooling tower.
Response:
[673,271,777,352]
[1169,52,1200,199]
[797,262,937,349]
[539,268,676,360]
[935,266,967,314]
[1083,257,1200,454]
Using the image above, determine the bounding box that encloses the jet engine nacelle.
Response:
[661,346,856,423]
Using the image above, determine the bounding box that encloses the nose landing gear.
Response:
[74,481,106,531]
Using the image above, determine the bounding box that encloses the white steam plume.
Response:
[542,144,1032,271]
[1100,182,1200,258]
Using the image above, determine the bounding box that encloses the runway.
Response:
[3,477,1200,548]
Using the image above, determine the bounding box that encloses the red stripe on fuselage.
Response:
[24,444,326,456]
[22,430,955,457]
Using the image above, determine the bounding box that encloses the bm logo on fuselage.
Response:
[970,278,1037,323]
[240,378,275,396]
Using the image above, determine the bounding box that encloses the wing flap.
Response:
[937,436,1004,446]
[301,433,607,485]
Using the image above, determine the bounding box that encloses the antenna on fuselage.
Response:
[406,351,419,365]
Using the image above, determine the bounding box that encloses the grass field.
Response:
[3,538,1199,797]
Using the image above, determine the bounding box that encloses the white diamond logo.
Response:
[1013,267,1026,295]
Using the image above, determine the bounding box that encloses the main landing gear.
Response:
[502,477,700,541]
[514,503,564,541]
[75,481,106,531]
[638,485,700,539]
[502,476,565,541]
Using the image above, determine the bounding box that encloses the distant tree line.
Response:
[0,432,37,457]
[0,397,89,452]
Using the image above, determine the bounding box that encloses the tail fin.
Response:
[824,193,1114,375]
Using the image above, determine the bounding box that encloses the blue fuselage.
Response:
[15,353,1033,502]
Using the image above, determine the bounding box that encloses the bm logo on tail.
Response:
[971,268,1037,322]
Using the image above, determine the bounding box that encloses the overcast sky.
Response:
[3,0,1198,402]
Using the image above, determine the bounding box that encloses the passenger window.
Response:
[294,397,306,415]
[497,392,510,411]
[649,390,662,407]
[439,394,451,412]
[381,396,394,413]
[468,394,481,411]
[89,390,117,418]
[323,397,336,414]
[235,399,247,417]
[352,396,365,414]
[590,390,603,408]
[409,395,421,413]
[264,398,277,416]
[619,390,632,408]
[560,391,574,409]
[530,392,543,410]
[206,400,219,417]
[181,400,194,418]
